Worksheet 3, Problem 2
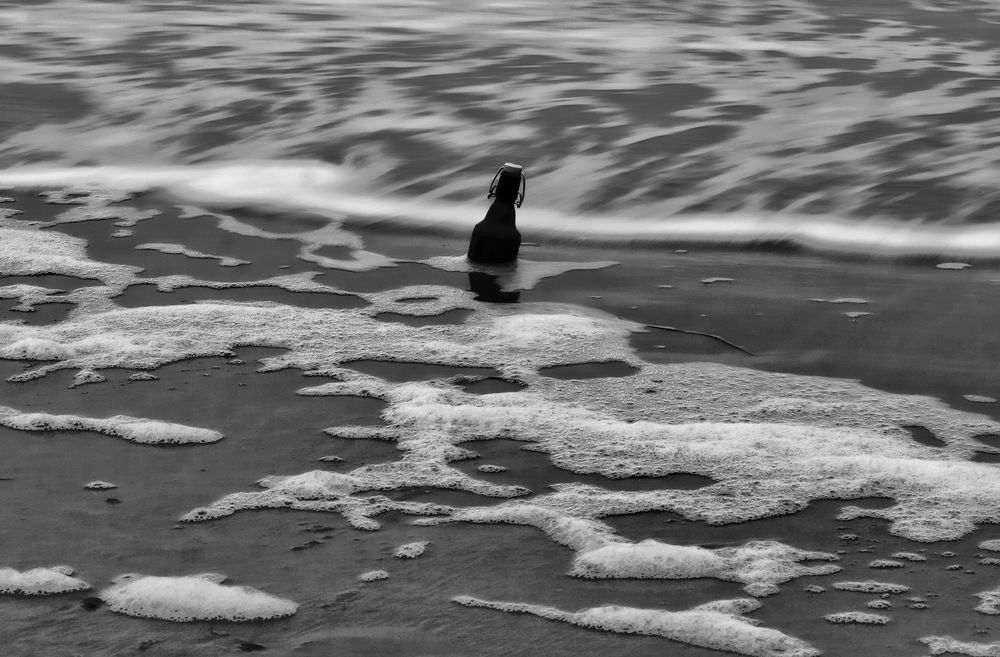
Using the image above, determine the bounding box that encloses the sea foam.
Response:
[569,539,839,597]
[921,636,1000,656]
[0,565,90,595]
[453,596,818,657]
[0,248,996,545]
[100,573,298,622]
[0,407,223,445]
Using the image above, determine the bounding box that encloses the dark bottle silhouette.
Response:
[467,162,525,264]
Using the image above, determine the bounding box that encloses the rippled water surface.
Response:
[2,0,1000,229]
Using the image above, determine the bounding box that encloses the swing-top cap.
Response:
[502,162,523,174]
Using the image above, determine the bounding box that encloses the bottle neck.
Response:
[492,169,522,204]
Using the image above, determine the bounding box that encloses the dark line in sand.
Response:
[646,324,755,356]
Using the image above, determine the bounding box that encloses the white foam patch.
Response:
[52,204,159,228]
[100,573,298,622]
[921,636,1000,656]
[0,565,90,595]
[70,368,106,387]
[832,581,909,594]
[975,588,1000,615]
[134,243,250,267]
[0,225,136,285]
[180,470,451,530]
[358,570,389,582]
[823,611,889,625]
[394,541,428,559]
[452,596,818,657]
[6,164,1000,259]
[890,551,926,562]
[83,480,117,490]
[568,539,839,597]
[979,540,1000,552]
[0,407,223,445]
[0,293,640,385]
[202,346,998,542]
[868,559,904,569]
[0,283,68,314]
[177,206,393,274]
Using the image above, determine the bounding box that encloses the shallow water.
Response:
[1,190,999,655]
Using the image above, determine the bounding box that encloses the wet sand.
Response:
[1,191,1000,656]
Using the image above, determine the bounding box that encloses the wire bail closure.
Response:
[487,162,526,208]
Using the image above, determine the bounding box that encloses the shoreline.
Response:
[7,163,1000,262]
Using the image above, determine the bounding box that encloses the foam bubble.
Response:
[568,539,839,597]
[0,565,90,595]
[180,470,451,530]
[890,551,926,562]
[358,570,389,582]
[70,368,106,387]
[134,243,250,267]
[832,581,909,594]
[823,612,889,625]
[920,636,1000,656]
[452,596,818,657]
[975,588,1000,615]
[980,540,1000,552]
[100,573,298,622]
[394,541,428,559]
[868,559,904,569]
[0,407,223,445]
[0,225,137,285]
[83,480,117,490]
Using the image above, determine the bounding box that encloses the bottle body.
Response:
[468,200,521,264]
[467,163,523,264]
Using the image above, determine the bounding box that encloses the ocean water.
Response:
[2,0,1000,254]
[2,1,1000,656]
